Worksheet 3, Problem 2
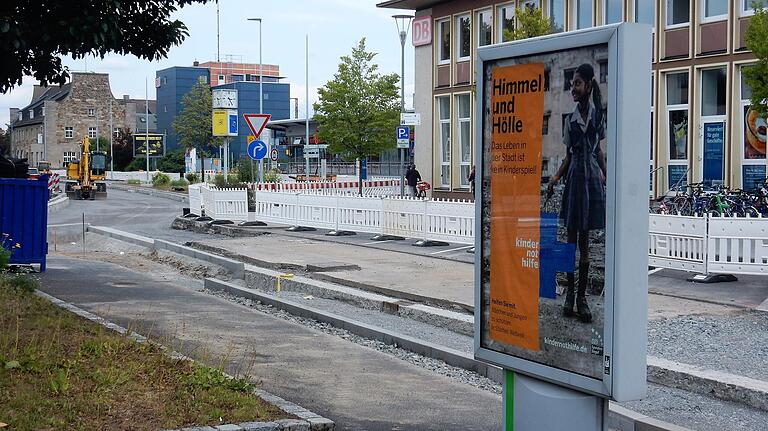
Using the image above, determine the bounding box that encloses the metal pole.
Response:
[145,77,150,182]
[399,29,405,196]
[95,107,99,152]
[216,3,220,62]
[109,97,113,175]
[259,18,264,182]
[305,33,310,182]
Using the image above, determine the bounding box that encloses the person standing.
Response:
[468,165,476,195]
[546,63,606,324]
[405,164,421,197]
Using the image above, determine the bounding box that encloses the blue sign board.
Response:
[247,139,268,160]
[229,112,238,135]
[360,159,368,180]
[668,165,688,191]
[743,165,766,191]
[702,122,725,188]
[396,126,409,140]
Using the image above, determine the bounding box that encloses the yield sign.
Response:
[243,113,271,138]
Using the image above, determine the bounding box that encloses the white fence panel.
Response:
[252,191,299,225]
[296,194,337,230]
[707,216,768,275]
[188,184,203,216]
[201,184,215,218]
[648,214,708,273]
[382,197,427,238]
[336,195,384,234]
[209,188,248,222]
[426,199,475,244]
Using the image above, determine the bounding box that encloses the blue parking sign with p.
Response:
[396,126,409,140]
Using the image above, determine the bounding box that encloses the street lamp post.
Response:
[393,14,413,197]
[248,18,264,182]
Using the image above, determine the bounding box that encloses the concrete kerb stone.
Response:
[87,226,155,248]
[47,194,70,214]
[109,182,188,202]
[33,290,334,431]
[154,239,244,279]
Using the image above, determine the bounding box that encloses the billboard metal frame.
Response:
[474,23,651,401]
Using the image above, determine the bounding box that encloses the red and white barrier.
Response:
[47,173,61,195]
[255,180,400,196]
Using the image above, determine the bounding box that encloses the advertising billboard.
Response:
[474,24,651,401]
[133,133,164,157]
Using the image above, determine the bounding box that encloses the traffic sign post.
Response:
[270,148,278,162]
[244,113,271,183]
[248,140,268,160]
[396,126,410,149]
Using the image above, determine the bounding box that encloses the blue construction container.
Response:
[0,175,49,271]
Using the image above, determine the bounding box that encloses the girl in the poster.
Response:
[547,63,607,324]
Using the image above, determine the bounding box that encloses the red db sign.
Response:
[412,16,432,47]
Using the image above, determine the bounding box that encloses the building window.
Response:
[703,0,727,21]
[456,94,471,187]
[218,74,225,83]
[497,3,515,43]
[544,69,551,91]
[163,76,168,84]
[666,72,689,188]
[232,74,244,82]
[437,96,451,187]
[438,19,451,64]
[549,0,566,32]
[456,15,471,61]
[164,105,168,113]
[65,126,73,139]
[113,128,120,138]
[198,76,207,84]
[572,0,593,29]
[28,109,34,119]
[41,106,45,116]
[87,107,95,117]
[740,65,766,189]
[742,0,768,16]
[88,127,97,139]
[543,113,551,135]
[63,151,78,164]
[635,0,655,27]
[701,67,726,117]
[17,111,22,121]
[604,0,623,24]
[666,0,690,27]
[476,9,493,47]
[599,60,608,83]
[563,68,575,91]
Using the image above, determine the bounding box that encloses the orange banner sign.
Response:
[489,63,545,351]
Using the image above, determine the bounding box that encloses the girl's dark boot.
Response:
[563,272,576,317]
[576,262,592,323]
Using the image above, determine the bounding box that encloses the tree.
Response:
[0,128,9,156]
[172,80,220,180]
[744,2,768,119]
[111,128,135,171]
[313,38,400,194]
[156,149,185,174]
[505,6,552,41]
[0,0,212,93]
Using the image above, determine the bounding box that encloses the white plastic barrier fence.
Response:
[381,196,427,239]
[252,191,299,225]
[425,199,475,244]
[255,179,400,196]
[188,183,203,216]
[200,184,248,222]
[107,171,181,182]
[335,195,384,234]
[707,216,768,275]
[648,214,708,273]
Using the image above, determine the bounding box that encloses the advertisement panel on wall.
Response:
[133,134,164,157]
[474,24,651,401]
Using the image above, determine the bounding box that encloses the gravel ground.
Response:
[622,383,768,431]
[647,311,768,381]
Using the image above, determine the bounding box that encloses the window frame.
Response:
[436,95,452,188]
[88,127,97,139]
[701,0,728,23]
[87,107,96,117]
[633,0,656,30]
[437,18,451,65]
[475,8,493,48]
[455,93,472,188]
[741,0,768,17]
[64,126,74,139]
[28,109,34,119]
[739,63,766,188]
[665,0,691,30]
[496,2,516,44]
[548,0,566,32]
[456,13,472,62]
[665,71,690,189]
[602,0,624,25]
[571,0,593,30]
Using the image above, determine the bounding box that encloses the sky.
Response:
[0,0,415,127]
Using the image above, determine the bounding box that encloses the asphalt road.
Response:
[39,255,503,431]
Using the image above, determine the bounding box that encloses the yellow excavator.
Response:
[65,137,108,200]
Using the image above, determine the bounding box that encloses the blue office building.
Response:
[156,65,290,157]
[214,80,290,158]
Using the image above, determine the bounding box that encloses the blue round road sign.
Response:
[248,139,268,160]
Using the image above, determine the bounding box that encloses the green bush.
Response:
[152,172,171,187]
[0,233,20,272]
[127,179,142,185]
[156,150,185,174]
[264,168,282,184]
[185,173,199,184]
[212,173,227,188]
[125,157,147,172]
[170,179,189,189]
[0,274,39,293]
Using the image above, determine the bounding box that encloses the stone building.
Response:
[9,72,156,168]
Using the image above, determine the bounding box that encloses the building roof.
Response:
[120,98,157,115]
[265,118,317,131]
[11,83,72,127]
[376,0,443,10]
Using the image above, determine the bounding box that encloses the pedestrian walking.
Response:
[468,165,476,195]
[405,164,421,197]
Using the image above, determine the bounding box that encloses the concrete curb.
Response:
[47,194,69,214]
[203,278,690,431]
[648,356,768,412]
[87,226,155,248]
[109,182,188,202]
[34,290,334,431]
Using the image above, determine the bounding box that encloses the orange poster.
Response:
[489,63,545,351]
